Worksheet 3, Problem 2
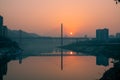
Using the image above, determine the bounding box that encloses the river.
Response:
[2,52,113,80]
[1,39,114,80]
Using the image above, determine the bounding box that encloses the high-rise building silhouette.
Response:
[0,15,8,37]
[96,28,109,41]
[0,16,3,36]
[116,33,120,38]
[0,15,3,26]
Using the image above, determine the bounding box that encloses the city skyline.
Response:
[0,0,120,37]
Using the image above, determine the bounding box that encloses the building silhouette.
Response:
[0,15,8,37]
[0,15,3,26]
[116,33,120,38]
[96,28,109,41]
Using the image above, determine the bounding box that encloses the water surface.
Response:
[3,55,112,80]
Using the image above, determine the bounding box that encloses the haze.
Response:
[0,0,120,37]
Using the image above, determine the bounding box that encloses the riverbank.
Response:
[61,40,120,59]
[0,37,21,56]
[61,40,120,80]
[100,60,120,80]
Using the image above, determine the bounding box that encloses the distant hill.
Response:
[8,29,40,38]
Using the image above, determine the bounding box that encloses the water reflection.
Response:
[96,54,109,66]
[0,53,22,80]
[0,56,8,80]
[61,48,63,70]
[3,55,112,80]
[0,48,116,80]
[0,53,112,80]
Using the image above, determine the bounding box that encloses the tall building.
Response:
[116,33,120,38]
[0,15,8,37]
[0,16,3,36]
[0,15,3,26]
[96,28,109,41]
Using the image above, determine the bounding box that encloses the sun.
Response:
[70,32,73,35]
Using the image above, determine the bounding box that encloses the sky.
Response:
[0,0,120,37]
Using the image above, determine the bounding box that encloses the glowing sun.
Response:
[70,32,73,35]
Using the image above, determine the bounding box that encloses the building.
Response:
[0,15,3,26]
[0,16,3,37]
[109,35,115,39]
[116,33,120,38]
[96,28,109,41]
[0,15,8,37]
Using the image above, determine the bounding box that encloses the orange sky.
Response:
[0,0,120,37]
